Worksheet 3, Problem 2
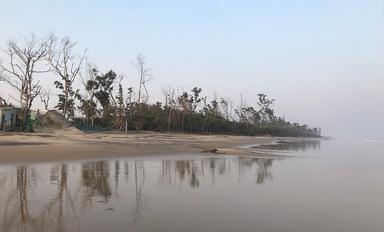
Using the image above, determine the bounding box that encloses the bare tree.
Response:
[234,95,248,123]
[133,54,152,104]
[79,63,99,128]
[0,34,50,130]
[48,35,86,118]
[39,89,51,111]
[115,75,132,133]
[162,87,176,131]
[220,97,234,121]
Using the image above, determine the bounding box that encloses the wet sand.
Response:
[0,131,279,164]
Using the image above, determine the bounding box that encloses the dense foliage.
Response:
[74,69,321,137]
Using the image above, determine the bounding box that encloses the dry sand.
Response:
[0,131,279,164]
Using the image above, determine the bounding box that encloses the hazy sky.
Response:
[0,0,383,139]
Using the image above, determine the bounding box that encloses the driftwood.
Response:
[202,148,219,153]
[0,97,7,107]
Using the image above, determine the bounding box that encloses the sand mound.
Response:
[33,110,82,134]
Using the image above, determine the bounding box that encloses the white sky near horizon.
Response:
[0,0,383,139]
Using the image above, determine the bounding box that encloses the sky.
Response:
[0,0,383,139]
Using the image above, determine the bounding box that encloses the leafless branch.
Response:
[0,33,50,129]
[132,54,153,104]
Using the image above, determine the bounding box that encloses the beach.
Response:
[0,131,277,164]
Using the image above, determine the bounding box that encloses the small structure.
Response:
[27,109,46,127]
[0,106,21,131]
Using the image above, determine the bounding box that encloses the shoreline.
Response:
[0,131,313,164]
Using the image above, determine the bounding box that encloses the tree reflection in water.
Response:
[159,156,277,188]
[0,155,280,231]
[132,161,146,223]
[238,157,274,184]
[81,161,112,204]
[1,167,37,232]
[40,164,79,232]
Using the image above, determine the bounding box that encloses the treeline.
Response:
[0,33,320,137]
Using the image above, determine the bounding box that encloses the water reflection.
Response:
[0,156,280,232]
[2,167,34,232]
[255,139,321,151]
[82,161,112,202]
[41,164,79,232]
[240,157,274,184]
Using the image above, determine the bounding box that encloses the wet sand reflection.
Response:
[0,150,295,232]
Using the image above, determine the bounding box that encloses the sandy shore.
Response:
[0,131,281,164]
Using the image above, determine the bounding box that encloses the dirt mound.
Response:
[33,110,82,134]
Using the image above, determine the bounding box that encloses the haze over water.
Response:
[0,139,382,232]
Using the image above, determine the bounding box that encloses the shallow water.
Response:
[0,139,383,232]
